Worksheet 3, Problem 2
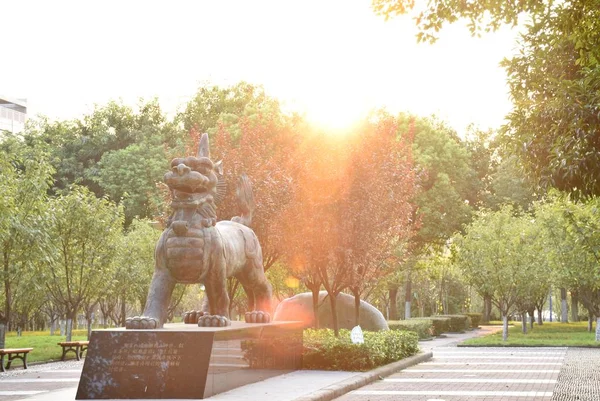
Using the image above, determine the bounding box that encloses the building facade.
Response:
[0,96,27,134]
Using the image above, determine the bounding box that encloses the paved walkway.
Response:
[335,329,600,401]
[0,328,494,400]
[335,347,564,400]
[3,327,599,401]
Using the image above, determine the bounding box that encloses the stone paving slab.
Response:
[358,381,556,391]
[334,347,566,401]
[349,393,551,401]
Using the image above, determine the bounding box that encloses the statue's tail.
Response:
[231,174,255,227]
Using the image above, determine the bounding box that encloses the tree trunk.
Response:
[560,288,568,323]
[329,292,339,337]
[404,274,412,319]
[389,287,399,320]
[310,287,320,329]
[571,291,579,322]
[50,316,57,336]
[120,295,127,327]
[521,313,527,334]
[351,288,360,327]
[482,295,492,323]
[0,321,5,349]
[527,308,535,329]
[537,306,543,325]
[3,249,12,332]
[502,314,509,341]
[66,310,75,342]
[85,306,94,340]
[589,314,594,333]
[228,278,241,317]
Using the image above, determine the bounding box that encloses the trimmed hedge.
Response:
[466,313,483,328]
[411,317,450,336]
[388,319,434,339]
[434,314,472,332]
[303,328,419,371]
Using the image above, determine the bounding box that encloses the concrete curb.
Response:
[293,351,433,401]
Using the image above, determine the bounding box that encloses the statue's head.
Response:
[164,133,223,203]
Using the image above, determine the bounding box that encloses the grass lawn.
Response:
[461,321,600,347]
[4,330,89,364]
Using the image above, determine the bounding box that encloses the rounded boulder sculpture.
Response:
[273,291,389,331]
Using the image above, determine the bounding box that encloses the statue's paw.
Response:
[183,310,207,324]
[245,311,271,324]
[125,316,159,330]
[198,315,231,327]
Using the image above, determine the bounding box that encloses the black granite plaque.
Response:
[76,322,303,399]
[76,330,213,399]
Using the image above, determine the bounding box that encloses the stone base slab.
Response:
[76,321,303,399]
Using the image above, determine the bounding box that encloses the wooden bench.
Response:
[0,348,33,372]
[58,341,89,361]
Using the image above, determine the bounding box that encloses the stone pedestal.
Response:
[76,321,303,399]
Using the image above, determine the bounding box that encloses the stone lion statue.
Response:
[126,133,272,329]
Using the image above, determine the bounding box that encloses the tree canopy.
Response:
[374,0,600,197]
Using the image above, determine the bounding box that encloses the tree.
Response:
[95,143,170,225]
[42,187,123,341]
[0,136,54,334]
[487,155,537,211]
[374,0,600,197]
[502,2,600,197]
[26,99,183,224]
[536,194,600,339]
[282,116,417,334]
[402,114,476,245]
[283,132,347,334]
[454,206,549,340]
[390,114,478,319]
[343,116,417,326]
[100,219,161,327]
[179,81,283,135]
[373,0,546,43]
[415,250,470,316]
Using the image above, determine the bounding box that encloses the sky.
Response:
[1,0,520,134]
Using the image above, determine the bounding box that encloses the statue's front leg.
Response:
[126,268,175,329]
[198,258,231,327]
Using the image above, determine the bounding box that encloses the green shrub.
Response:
[411,317,450,336]
[303,328,419,371]
[241,335,303,369]
[388,320,433,339]
[435,315,471,332]
[466,313,482,328]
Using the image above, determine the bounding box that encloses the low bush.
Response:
[303,328,419,371]
[411,317,450,336]
[466,313,483,328]
[388,320,433,339]
[435,314,472,332]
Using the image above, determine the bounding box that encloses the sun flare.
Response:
[301,98,370,136]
